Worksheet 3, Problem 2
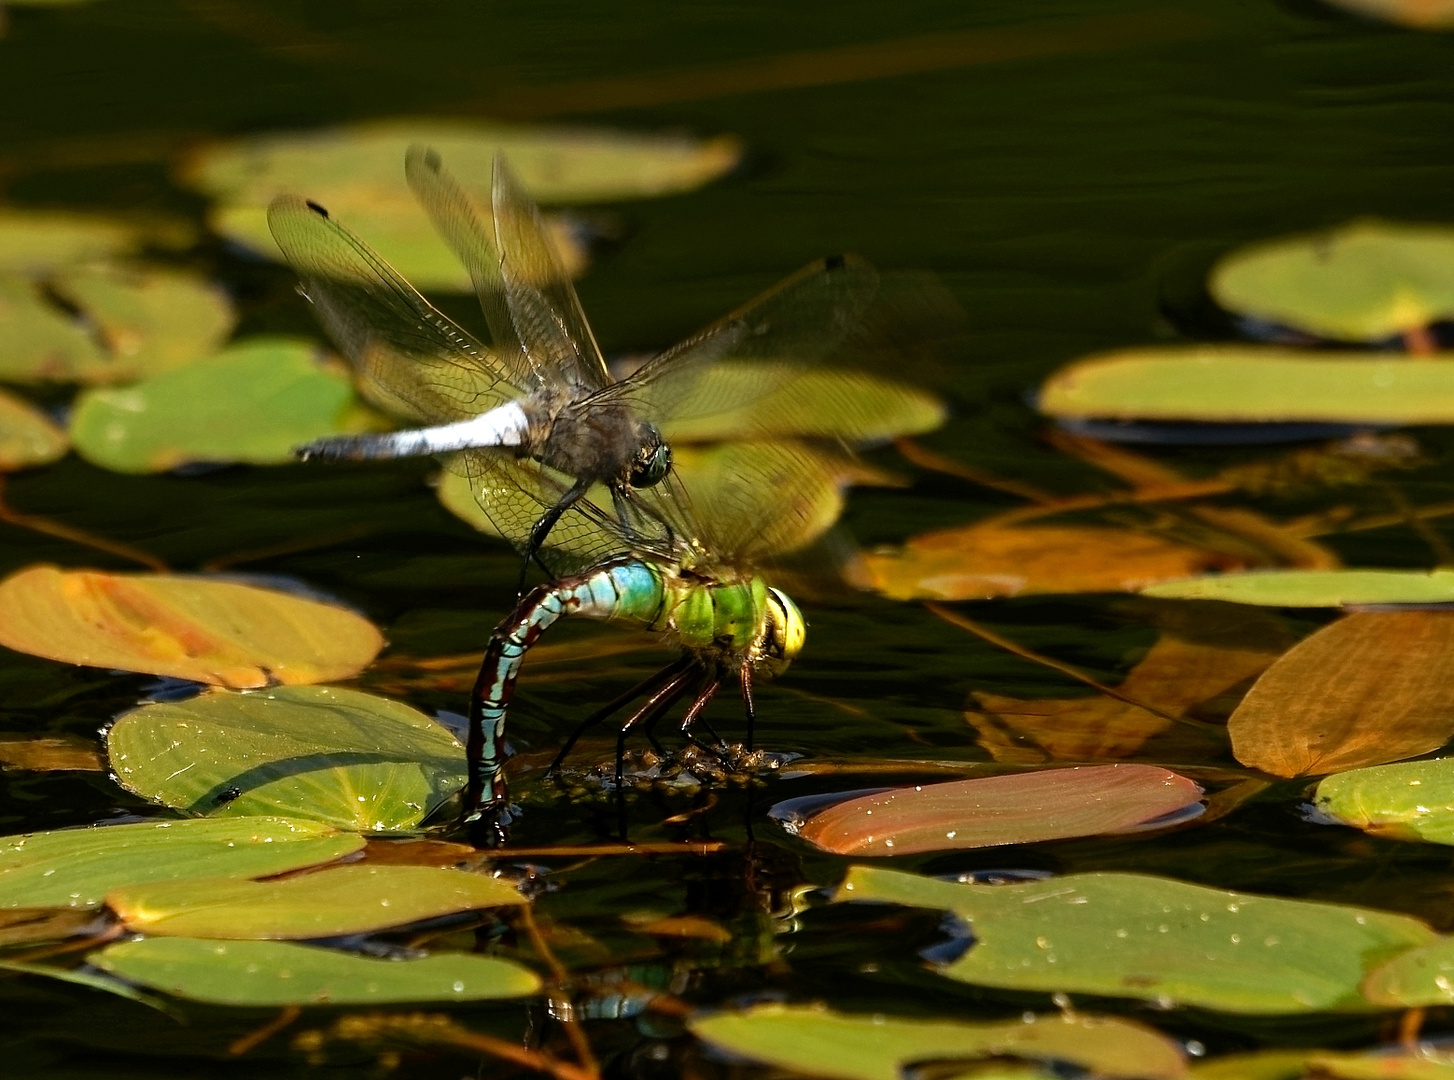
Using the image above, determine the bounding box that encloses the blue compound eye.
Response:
[631,440,672,487]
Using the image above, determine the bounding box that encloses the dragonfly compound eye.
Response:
[630,440,673,487]
[761,587,806,673]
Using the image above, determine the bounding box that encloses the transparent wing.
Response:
[404,147,533,386]
[594,255,882,426]
[267,194,525,424]
[490,155,612,392]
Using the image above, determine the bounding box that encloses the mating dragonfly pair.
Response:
[269,148,885,835]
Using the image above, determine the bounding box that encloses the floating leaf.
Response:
[0,264,234,385]
[69,337,365,472]
[1323,0,1454,29]
[1362,934,1454,1006]
[0,389,66,469]
[1188,1050,1314,1080]
[180,120,740,290]
[91,938,541,1006]
[1039,348,1454,424]
[835,866,1434,1014]
[0,908,100,947]
[970,604,1291,763]
[862,521,1240,601]
[0,817,363,909]
[0,735,102,772]
[659,365,945,445]
[1144,569,1454,607]
[1228,612,1454,777]
[779,765,1201,855]
[107,864,526,939]
[0,210,138,272]
[1314,758,1454,847]
[107,684,465,833]
[0,565,384,687]
[689,1003,1187,1080]
[1211,221,1454,341]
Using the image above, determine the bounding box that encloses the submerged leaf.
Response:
[862,521,1239,601]
[1314,758,1454,846]
[0,817,363,909]
[0,735,102,772]
[0,565,384,687]
[0,389,67,469]
[1210,220,1454,340]
[688,1003,1187,1080]
[70,337,363,472]
[107,684,466,833]
[1362,935,1454,1006]
[0,959,175,1014]
[835,866,1434,1014]
[91,938,540,1006]
[782,765,1201,855]
[1144,569,1454,606]
[0,210,139,272]
[1039,348,1454,424]
[107,864,526,939]
[1229,612,1454,777]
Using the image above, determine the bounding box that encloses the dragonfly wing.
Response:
[596,255,881,427]
[490,155,612,391]
[403,147,535,388]
[267,195,523,424]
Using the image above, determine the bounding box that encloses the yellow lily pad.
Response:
[0,565,384,687]
[1210,221,1454,340]
[0,210,138,272]
[0,817,363,909]
[107,685,466,833]
[107,864,526,938]
[0,388,66,469]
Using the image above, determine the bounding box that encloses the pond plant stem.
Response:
[0,476,168,572]
[516,903,600,1079]
[228,1005,302,1057]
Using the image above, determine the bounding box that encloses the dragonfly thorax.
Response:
[528,387,666,489]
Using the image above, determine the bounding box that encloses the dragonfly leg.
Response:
[676,677,731,763]
[548,656,694,776]
[615,666,698,793]
[740,664,757,751]
[518,475,591,594]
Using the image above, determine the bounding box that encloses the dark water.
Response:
[3,1,1454,1076]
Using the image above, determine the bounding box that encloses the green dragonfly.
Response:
[464,440,853,829]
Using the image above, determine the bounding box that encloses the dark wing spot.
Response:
[423,148,442,170]
[305,200,330,218]
[824,254,846,271]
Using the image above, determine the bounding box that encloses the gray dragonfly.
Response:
[267,147,878,583]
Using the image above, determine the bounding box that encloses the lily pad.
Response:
[1362,934,1454,1006]
[90,937,541,1006]
[0,210,138,272]
[1210,221,1454,341]
[0,817,363,909]
[180,120,740,290]
[0,565,383,687]
[862,521,1241,601]
[688,1003,1187,1080]
[0,264,234,385]
[1315,758,1454,847]
[780,765,1202,855]
[69,337,366,472]
[1324,0,1454,29]
[0,389,66,469]
[107,684,466,833]
[1144,569,1454,606]
[835,866,1434,1014]
[1039,348,1454,424]
[107,864,526,938]
[1228,612,1454,777]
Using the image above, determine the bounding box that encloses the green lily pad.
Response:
[1314,758,1454,846]
[688,1003,1187,1080]
[180,120,740,291]
[0,389,66,469]
[1210,221,1454,341]
[1039,348,1454,424]
[1362,934,1454,1006]
[69,337,366,472]
[107,864,526,938]
[0,817,363,909]
[90,937,541,1006]
[0,210,138,272]
[0,264,234,385]
[1142,569,1454,607]
[107,684,465,833]
[835,866,1434,1014]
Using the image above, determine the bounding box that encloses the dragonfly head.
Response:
[760,587,806,675]
[629,424,673,488]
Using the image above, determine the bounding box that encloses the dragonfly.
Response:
[463,439,849,831]
[266,147,879,586]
